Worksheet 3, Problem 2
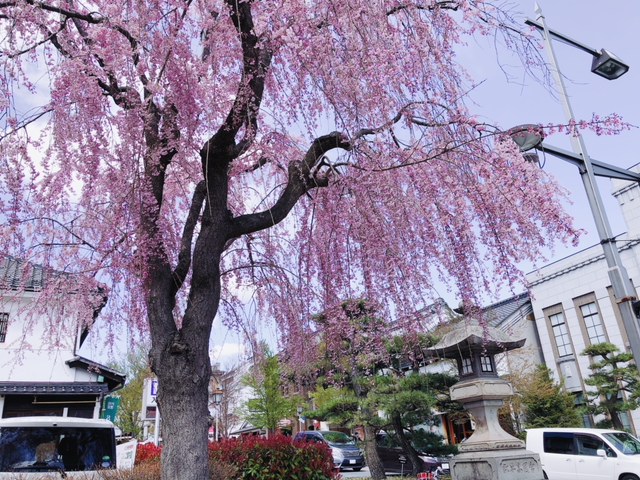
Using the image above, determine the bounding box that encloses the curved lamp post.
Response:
[514,4,640,368]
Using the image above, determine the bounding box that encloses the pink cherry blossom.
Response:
[0,1,619,478]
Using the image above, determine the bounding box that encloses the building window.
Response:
[0,312,7,342]
[580,302,607,344]
[550,312,573,357]
[574,392,593,428]
[480,356,493,372]
[461,357,473,375]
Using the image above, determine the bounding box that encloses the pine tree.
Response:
[378,333,459,475]
[313,300,390,480]
[581,342,640,430]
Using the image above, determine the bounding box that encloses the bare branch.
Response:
[7,19,69,57]
[21,217,97,250]
[387,1,460,16]
[0,106,53,142]
[230,132,351,237]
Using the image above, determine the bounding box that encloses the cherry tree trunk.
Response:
[154,351,211,480]
[146,204,226,480]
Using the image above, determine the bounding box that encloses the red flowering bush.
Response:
[133,436,338,479]
[209,435,339,480]
[135,443,162,465]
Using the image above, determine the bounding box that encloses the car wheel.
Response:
[542,471,548,480]
[352,468,362,471]
[620,475,640,480]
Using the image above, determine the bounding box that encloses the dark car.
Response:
[294,430,365,471]
[375,433,440,475]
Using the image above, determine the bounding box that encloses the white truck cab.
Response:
[0,416,120,479]
[526,427,640,480]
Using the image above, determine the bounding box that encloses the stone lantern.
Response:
[428,318,543,480]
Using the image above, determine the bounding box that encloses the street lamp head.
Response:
[212,389,224,405]
[591,49,630,80]
[507,124,544,152]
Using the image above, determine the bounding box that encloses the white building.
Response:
[526,171,640,433]
[0,257,124,419]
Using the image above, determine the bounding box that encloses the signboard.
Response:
[102,396,120,422]
[144,378,158,406]
[142,377,159,420]
[116,439,138,470]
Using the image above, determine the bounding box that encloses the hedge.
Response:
[135,436,339,480]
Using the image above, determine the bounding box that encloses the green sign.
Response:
[102,396,121,422]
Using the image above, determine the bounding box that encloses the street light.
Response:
[512,4,640,368]
[212,388,224,442]
[525,17,629,80]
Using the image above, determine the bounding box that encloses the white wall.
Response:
[0,290,87,383]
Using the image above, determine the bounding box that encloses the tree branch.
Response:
[200,0,272,170]
[21,217,96,250]
[229,132,351,237]
[171,181,207,293]
[387,1,460,16]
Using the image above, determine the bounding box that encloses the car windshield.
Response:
[321,432,355,445]
[0,426,116,472]
[603,432,640,455]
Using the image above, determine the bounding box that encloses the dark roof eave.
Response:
[65,356,126,392]
[0,382,109,395]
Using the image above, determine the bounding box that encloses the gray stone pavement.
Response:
[340,467,370,478]
[340,467,408,478]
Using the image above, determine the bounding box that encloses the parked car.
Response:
[375,432,440,475]
[294,430,365,471]
[0,416,121,479]
[526,427,640,480]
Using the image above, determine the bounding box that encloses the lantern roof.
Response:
[427,317,525,359]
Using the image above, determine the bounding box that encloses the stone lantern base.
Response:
[450,448,544,480]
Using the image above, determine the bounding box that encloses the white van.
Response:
[0,416,125,479]
[526,427,640,480]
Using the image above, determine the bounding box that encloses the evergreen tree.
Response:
[374,371,458,475]
[377,333,459,475]
[313,299,390,480]
[581,342,640,430]
[520,366,582,429]
[309,386,361,428]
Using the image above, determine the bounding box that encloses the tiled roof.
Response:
[0,256,46,292]
[0,382,109,395]
[481,292,531,328]
[392,298,457,334]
